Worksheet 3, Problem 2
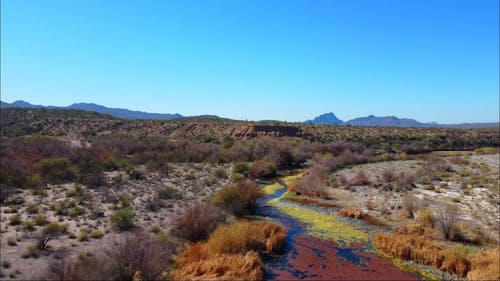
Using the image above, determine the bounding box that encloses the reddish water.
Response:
[258,187,419,280]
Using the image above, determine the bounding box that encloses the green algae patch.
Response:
[274,203,368,245]
[263,183,283,195]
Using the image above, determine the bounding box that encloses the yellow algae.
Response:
[274,203,368,245]
[262,183,283,195]
[282,173,304,187]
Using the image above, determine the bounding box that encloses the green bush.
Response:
[233,162,249,174]
[150,225,161,233]
[110,208,135,230]
[214,168,228,179]
[21,220,35,231]
[211,180,263,217]
[78,230,89,242]
[26,204,39,214]
[9,214,21,225]
[231,172,245,182]
[119,194,131,208]
[155,186,182,200]
[39,157,78,184]
[90,230,103,239]
[67,206,85,217]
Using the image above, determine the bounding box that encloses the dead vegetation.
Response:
[373,232,498,278]
[172,220,286,280]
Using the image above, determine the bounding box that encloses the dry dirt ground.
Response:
[0,163,231,280]
[323,153,499,241]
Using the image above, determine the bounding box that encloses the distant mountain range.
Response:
[1,100,182,120]
[1,100,498,128]
[305,112,498,128]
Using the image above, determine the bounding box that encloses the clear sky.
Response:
[1,0,499,123]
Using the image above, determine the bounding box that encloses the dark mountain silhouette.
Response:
[304,112,343,125]
[1,100,182,120]
[344,115,425,127]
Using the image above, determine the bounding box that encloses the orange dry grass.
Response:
[467,247,500,281]
[252,221,287,254]
[173,221,286,281]
[373,233,480,278]
[440,246,470,277]
[206,221,266,255]
[396,222,441,240]
[338,208,387,227]
[373,233,444,268]
[172,251,264,281]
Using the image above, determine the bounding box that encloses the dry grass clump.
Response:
[173,221,286,281]
[373,233,444,269]
[439,245,471,277]
[206,221,286,255]
[373,233,493,278]
[172,251,264,281]
[467,247,500,281]
[450,221,489,245]
[211,180,263,217]
[396,222,441,240]
[338,208,387,227]
[417,209,435,228]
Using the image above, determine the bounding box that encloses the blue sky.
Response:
[1,0,499,123]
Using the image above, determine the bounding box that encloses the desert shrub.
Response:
[78,230,89,242]
[109,208,135,231]
[37,223,68,250]
[33,215,47,226]
[174,202,227,242]
[155,186,182,200]
[128,169,145,180]
[214,168,228,179]
[450,221,488,245]
[26,204,39,214]
[234,162,249,174]
[39,157,78,184]
[150,225,161,233]
[42,254,111,280]
[90,230,103,239]
[231,172,245,182]
[354,171,370,186]
[402,193,419,218]
[249,159,277,179]
[435,205,459,240]
[67,206,85,217]
[7,237,17,246]
[211,180,263,217]
[9,214,21,225]
[417,209,435,228]
[295,165,328,198]
[23,245,40,259]
[119,194,131,208]
[104,230,175,281]
[67,185,86,200]
[22,220,36,231]
[467,247,500,281]
[382,169,394,182]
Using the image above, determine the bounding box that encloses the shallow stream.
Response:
[256,181,420,280]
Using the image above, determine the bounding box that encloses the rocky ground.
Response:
[0,163,231,280]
